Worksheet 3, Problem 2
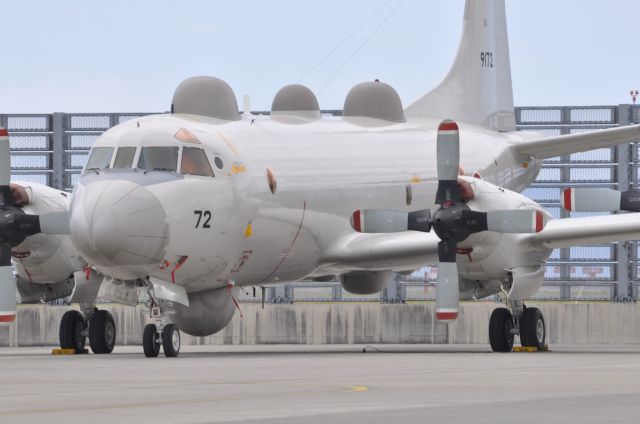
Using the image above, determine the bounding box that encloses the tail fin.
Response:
[405,0,515,131]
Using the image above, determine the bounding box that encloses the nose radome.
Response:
[70,179,169,268]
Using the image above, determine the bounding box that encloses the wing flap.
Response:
[321,231,440,271]
[525,213,640,249]
[512,124,640,160]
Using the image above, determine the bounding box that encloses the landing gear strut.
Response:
[58,306,116,354]
[489,301,546,352]
[143,296,181,358]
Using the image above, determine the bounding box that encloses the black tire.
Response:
[59,310,86,353]
[162,324,180,358]
[88,310,116,354]
[489,307,515,352]
[520,307,546,350]
[143,324,161,358]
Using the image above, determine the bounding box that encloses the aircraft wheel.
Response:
[489,307,514,352]
[520,307,546,350]
[162,323,180,358]
[143,324,161,358]
[89,310,116,354]
[59,310,86,353]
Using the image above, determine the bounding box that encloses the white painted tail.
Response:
[405,0,515,131]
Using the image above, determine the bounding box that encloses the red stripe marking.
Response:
[438,121,458,132]
[0,314,16,323]
[436,311,458,321]
[535,211,544,232]
[352,210,362,232]
[563,188,572,211]
[0,128,7,137]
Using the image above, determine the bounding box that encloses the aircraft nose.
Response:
[70,179,169,268]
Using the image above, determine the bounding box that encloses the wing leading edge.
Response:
[321,231,440,272]
[525,213,640,249]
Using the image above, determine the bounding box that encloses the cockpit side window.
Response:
[181,147,215,177]
[137,147,179,172]
[113,147,136,169]
[84,147,114,173]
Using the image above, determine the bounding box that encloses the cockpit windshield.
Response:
[85,147,114,172]
[181,147,215,177]
[113,147,136,168]
[137,147,179,172]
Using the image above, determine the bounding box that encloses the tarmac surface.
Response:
[0,344,639,424]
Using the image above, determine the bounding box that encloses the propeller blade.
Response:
[350,209,430,233]
[435,240,459,321]
[38,211,70,234]
[435,120,460,205]
[460,209,545,234]
[486,210,545,233]
[561,187,633,212]
[0,128,9,187]
[0,243,15,323]
[0,128,12,209]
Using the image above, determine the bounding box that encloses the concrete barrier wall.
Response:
[1,302,639,347]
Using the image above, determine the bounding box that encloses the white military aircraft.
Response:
[2,0,640,356]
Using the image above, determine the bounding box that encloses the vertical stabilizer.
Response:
[405,0,515,131]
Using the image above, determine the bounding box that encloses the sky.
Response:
[2,0,640,113]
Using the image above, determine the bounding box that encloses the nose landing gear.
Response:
[143,300,181,358]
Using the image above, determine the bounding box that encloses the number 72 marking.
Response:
[194,210,212,228]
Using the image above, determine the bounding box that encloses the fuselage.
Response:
[69,113,543,293]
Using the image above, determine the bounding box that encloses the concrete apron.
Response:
[0,303,639,347]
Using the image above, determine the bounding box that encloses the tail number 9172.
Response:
[194,210,212,229]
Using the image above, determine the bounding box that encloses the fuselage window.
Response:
[113,147,136,168]
[181,147,215,177]
[84,147,114,173]
[137,147,179,172]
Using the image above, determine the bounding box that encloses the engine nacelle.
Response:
[339,270,392,295]
[11,182,85,285]
[173,285,239,337]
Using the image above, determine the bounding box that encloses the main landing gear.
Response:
[59,306,116,354]
[489,302,546,352]
[142,300,181,358]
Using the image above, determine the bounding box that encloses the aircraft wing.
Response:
[321,231,440,271]
[524,213,640,249]
[512,124,640,160]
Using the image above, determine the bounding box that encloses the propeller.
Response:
[349,120,547,322]
[562,187,640,212]
[431,120,544,322]
[0,128,69,323]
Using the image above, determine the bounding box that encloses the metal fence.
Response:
[3,105,640,302]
